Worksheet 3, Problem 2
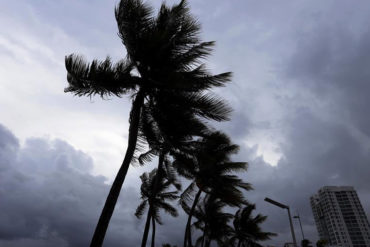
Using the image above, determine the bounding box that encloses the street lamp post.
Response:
[264,197,297,247]
[293,214,305,240]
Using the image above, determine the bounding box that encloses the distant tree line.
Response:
[64,0,276,246]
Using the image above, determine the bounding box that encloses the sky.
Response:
[1,0,370,246]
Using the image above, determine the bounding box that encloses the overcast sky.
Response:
[1,0,370,246]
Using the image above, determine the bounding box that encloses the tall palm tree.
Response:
[302,239,312,247]
[64,0,232,245]
[230,204,276,247]
[316,239,328,247]
[137,89,230,247]
[192,195,234,247]
[136,166,181,247]
[172,132,251,247]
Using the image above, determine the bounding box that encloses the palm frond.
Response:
[232,204,277,244]
[173,156,197,179]
[135,200,148,218]
[160,92,231,122]
[159,191,179,201]
[220,162,248,173]
[174,41,215,70]
[158,201,178,217]
[163,158,182,190]
[180,182,197,210]
[152,206,163,225]
[138,148,157,165]
[156,0,200,51]
[65,54,137,97]
[115,0,154,59]
[160,65,232,91]
[187,93,232,121]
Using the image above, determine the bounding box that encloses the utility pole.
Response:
[265,197,297,247]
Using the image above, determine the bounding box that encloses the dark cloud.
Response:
[0,123,189,247]
[286,17,370,137]
[0,124,144,247]
[218,2,370,245]
[238,106,370,245]
[2,0,370,246]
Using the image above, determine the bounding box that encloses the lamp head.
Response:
[264,197,289,209]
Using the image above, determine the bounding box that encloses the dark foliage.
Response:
[63,1,232,246]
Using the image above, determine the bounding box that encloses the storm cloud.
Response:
[1,0,370,246]
[0,124,144,246]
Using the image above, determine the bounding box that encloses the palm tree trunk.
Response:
[141,207,153,247]
[146,152,164,247]
[237,239,242,247]
[201,223,207,247]
[151,215,156,247]
[204,238,211,247]
[90,91,145,247]
[153,152,165,191]
[184,189,202,247]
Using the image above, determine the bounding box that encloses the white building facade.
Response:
[310,186,370,247]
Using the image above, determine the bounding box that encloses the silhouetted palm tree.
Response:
[193,195,233,247]
[172,132,251,247]
[302,239,312,247]
[64,0,231,245]
[137,90,230,247]
[316,239,328,247]
[230,204,276,247]
[136,167,181,247]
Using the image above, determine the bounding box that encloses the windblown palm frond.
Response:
[230,204,276,247]
[193,195,234,247]
[65,55,138,97]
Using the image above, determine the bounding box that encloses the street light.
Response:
[264,197,297,247]
[293,214,305,240]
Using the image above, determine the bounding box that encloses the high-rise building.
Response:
[310,186,370,247]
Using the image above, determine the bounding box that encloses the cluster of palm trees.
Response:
[64,0,275,246]
[135,132,275,247]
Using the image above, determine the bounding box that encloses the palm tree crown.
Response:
[65,0,231,97]
[176,132,251,208]
[136,165,181,247]
[135,168,180,224]
[230,204,276,247]
[193,195,234,247]
[173,132,251,247]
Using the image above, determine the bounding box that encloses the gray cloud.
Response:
[286,23,370,138]
[0,123,190,246]
[2,0,370,246]
[238,106,370,245]
[0,124,145,246]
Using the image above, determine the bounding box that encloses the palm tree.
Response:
[136,166,180,247]
[302,239,312,247]
[230,204,276,247]
[192,195,234,247]
[64,0,232,245]
[137,89,231,247]
[172,132,251,247]
[316,239,328,247]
